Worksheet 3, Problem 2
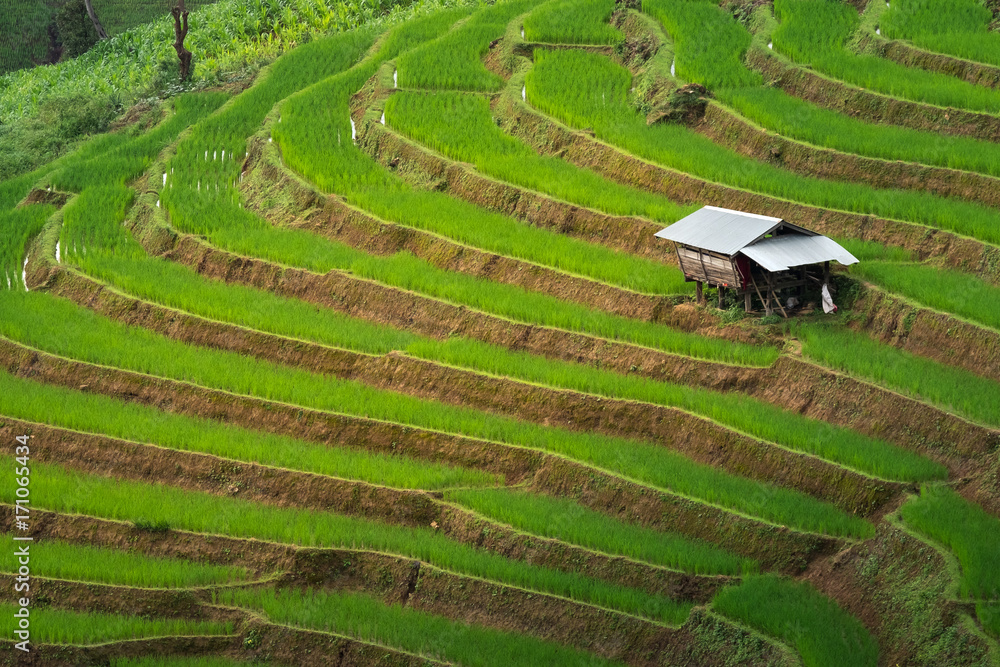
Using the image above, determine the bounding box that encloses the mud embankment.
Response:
[694,102,1000,210]
[494,91,1000,285]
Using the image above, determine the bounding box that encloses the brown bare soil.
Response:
[802,514,995,666]
[694,102,1000,210]
[20,189,71,209]
[494,89,1000,285]
[0,637,236,667]
[46,264,900,516]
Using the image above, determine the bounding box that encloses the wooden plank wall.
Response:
[677,246,740,287]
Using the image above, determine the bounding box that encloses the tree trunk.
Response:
[171,0,193,82]
[82,0,109,40]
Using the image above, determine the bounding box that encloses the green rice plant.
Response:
[523,0,622,45]
[2,456,692,624]
[0,604,233,644]
[75,248,936,481]
[0,290,869,538]
[407,336,945,482]
[396,0,537,91]
[833,238,916,263]
[113,659,262,667]
[0,533,249,588]
[712,574,878,667]
[164,180,768,364]
[0,205,54,290]
[46,92,229,193]
[850,261,1000,332]
[278,82,699,299]
[383,89,696,232]
[643,0,761,88]
[524,48,1000,247]
[220,587,624,666]
[446,487,756,574]
[794,322,1000,429]
[0,368,496,489]
[773,0,1000,113]
[881,0,1000,69]
[717,87,1000,180]
[900,485,1000,599]
[978,602,1000,638]
[60,186,141,262]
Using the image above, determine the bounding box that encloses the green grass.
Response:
[0,368,496,490]
[446,487,756,575]
[396,0,536,91]
[900,485,1000,600]
[795,322,1000,429]
[0,604,232,644]
[882,0,1000,69]
[221,587,625,666]
[1,456,692,624]
[0,0,428,123]
[523,0,622,45]
[0,290,869,538]
[850,261,1000,332]
[525,49,1000,248]
[90,0,218,37]
[77,252,939,482]
[383,89,696,232]
[713,575,878,667]
[773,0,1000,113]
[0,533,249,588]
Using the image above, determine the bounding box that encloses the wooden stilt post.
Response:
[696,281,704,305]
[718,286,725,309]
[744,289,751,313]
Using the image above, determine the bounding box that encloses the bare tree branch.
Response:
[82,0,109,40]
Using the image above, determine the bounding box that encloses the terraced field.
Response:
[2,0,1000,664]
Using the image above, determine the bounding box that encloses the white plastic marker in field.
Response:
[222,150,226,161]
[380,111,385,125]
[205,150,208,160]
[522,85,526,101]
[157,199,161,208]
[768,41,773,49]
[5,272,10,290]
[521,26,524,39]
[22,255,29,292]
[393,69,398,88]
[876,27,880,35]
[55,242,61,263]
[670,58,675,76]
[350,117,357,143]
[163,173,167,187]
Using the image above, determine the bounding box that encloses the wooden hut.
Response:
[655,206,859,316]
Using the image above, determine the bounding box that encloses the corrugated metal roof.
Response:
[739,235,859,272]
[654,206,784,255]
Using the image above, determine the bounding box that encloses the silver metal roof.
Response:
[739,234,859,272]
[654,206,786,255]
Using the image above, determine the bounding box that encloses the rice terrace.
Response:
[1,0,1000,664]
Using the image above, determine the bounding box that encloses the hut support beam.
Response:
[744,289,751,313]
[695,281,704,305]
[718,286,725,309]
